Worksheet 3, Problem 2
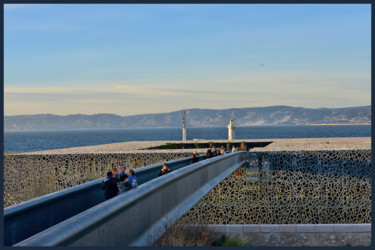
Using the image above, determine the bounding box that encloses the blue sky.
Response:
[4,4,371,116]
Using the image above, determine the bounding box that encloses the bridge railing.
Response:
[15,151,249,246]
[4,154,205,246]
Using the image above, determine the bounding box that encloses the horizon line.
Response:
[4,104,371,117]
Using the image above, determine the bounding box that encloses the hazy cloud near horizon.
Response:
[4,4,370,116]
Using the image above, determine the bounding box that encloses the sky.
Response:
[4,4,371,116]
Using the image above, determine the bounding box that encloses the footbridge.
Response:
[5,151,249,246]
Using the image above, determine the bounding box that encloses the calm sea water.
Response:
[4,125,371,153]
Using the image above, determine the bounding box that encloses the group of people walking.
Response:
[101,166,138,200]
[101,163,172,200]
[204,146,226,159]
[101,144,247,200]
[191,146,227,164]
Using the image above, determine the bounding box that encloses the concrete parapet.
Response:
[334,224,371,233]
[226,225,243,234]
[243,225,261,232]
[206,225,226,233]
[278,225,296,232]
[314,224,335,232]
[261,225,279,232]
[201,224,371,246]
[297,224,317,232]
[200,223,372,234]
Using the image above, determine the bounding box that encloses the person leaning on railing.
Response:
[117,173,129,193]
[205,149,212,159]
[101,171,119,200]
[159,163,171,176]
[192,151,199,163]
[118,169,138,193]
[126,169,137,189]
[114,165,125,182]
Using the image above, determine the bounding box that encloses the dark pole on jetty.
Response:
[182,110,186,141]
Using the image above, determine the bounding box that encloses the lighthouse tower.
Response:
[182,110,186,141]
[228,119,235,140]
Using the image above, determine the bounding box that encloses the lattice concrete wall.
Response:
[180,150,371,224]
[257,150,371,178]
[4,152,192,207]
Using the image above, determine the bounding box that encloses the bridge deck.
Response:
[4,155,205,246]
[15,152,249,246]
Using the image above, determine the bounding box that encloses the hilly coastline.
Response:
[4,105,371,132]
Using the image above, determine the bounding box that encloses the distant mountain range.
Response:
[4,105,371,132]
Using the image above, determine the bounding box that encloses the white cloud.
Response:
[73,99,122,104]
[4,69,370,116]
[5,86,89,94]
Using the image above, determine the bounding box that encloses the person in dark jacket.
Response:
[212,148,217,157]
[216,148,221,156]
[205,149,212,159]
[114,165,125,182]
[117,173,129,193]
[101,171,119,200]
[159,163,171,176]
[192,151,199,163]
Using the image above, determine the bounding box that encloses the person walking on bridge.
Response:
[159,163,171,176]
[101,171,119,200]
[115,165,125,181]
[117,173,129,193]
[124,169,138,189]
[216,148,221,156]
[192,151,199,163]
[205,149,212,159]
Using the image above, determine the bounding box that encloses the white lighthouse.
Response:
[182,110,186,141]
[228,119,235,140]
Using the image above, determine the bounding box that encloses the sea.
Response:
[4,125,371,153]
